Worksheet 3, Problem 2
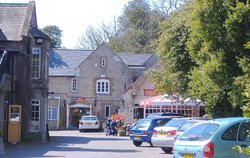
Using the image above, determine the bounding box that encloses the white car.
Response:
[151,117,211,153]
[151,118,189,153]
[79,115,100,132]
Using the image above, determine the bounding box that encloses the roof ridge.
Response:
[0,3,29,6]
[52,48,94,51]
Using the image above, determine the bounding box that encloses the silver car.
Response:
[151,118,190,153]
[152,117,211,153]
[79,115,100,132]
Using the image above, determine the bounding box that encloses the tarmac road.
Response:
[3,130,173,158]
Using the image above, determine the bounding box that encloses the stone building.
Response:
[122,64,205,124]
[0,2,50,154]
[48,44,157,130]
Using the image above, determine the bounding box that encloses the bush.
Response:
[21,132,41,142]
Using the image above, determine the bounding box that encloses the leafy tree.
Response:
[187,0,250,117]
[147,3,192,94]
[77,0,188,53]
[150,0,250,117]
[41,25,62,48]
[117,0,163,53]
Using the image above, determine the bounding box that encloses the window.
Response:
[32,48,41,79]
[71,78,77,92]
[30,100,40,131]
[48,107,58,120]
[222,124,239,141]
[96,79,110,94]
[105,105,110,118]
[238,122,250,141]
[101,58,106,67]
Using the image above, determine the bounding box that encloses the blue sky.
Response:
[0,0,130,48]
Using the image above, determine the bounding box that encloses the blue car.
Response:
[129,117,173,147]
[174,117,250,158]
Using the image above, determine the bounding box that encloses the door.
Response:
[8,105,21,143]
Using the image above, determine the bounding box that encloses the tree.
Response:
[187,0,250,117]
[149,0,185,17]
[77,0,188,53]
[41,25,62,48]
[149,0,250,117]
[117,0,164,53]
[77,19,123,52]
[147,2,192,94]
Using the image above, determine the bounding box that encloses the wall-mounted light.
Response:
[47,91,54,97]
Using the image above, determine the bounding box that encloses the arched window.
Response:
[96,79,110,94]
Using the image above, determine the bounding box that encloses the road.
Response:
[3,130,173,158]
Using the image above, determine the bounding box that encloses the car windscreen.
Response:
[153,119,171,127]
[178,123,219,141]
[177,121,199,132]
[82,117,97,121]
[163,119,187,127]
[146,113,162,118]
[132,119,151,129]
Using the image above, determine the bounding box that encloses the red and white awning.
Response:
[139,94,204,107]
[139,95,162,107]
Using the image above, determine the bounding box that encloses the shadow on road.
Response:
[3,133,137,158]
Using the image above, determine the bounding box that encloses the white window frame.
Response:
[71,78,77,92]
[48,107,58,120]
[96,79,110,94]
[32,48,41,79]
[105,105,110,118]
[30,99,40,132]
[101,58,106,67]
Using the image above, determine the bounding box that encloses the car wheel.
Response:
[79,129,83,132]
[161,147,172,153]
[133,141,142,147]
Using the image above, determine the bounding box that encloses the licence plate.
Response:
[158,133,166,136]
[134,136,141,140]
[182,154,194,158]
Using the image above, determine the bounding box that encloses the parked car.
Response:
[79,115,100,132]
[152,117,211,153]
[173,117,250,158]
[129,117,174,147]
[174,119,208,140]
[147,112,184,118]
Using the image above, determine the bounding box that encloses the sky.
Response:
[0,0,130,48]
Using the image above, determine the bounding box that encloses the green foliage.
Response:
[151,0,250,117]
[186,0,250,117]
[233,145,250,155]
[41,25,62,48]
[148,3,192,94]
[21,132,41,142]
[117,0,163,53]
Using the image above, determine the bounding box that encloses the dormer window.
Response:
[101,58,106,67]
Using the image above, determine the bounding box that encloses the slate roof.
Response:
[29,26,50,40]
[49,49,93,76]
[0,2,35,41]
[0,29,7,41]
[49,49,154,76]
[118,53,154,66]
